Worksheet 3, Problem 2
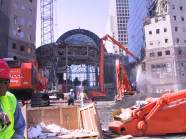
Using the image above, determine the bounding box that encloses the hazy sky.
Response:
[36,0,109,47]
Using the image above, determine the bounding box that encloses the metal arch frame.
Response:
[56,29,101,49]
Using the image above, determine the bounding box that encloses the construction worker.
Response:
[0,59,25,139]
[79,89,88,107]
[68,89,75,105]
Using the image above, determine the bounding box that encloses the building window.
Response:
[17,25,22,33]
[149,31,152,35]
[155,17,158,22]
[181,16,184,21]
[178,49,182,55]
[176,38,180,43]
[183,27,186,32]
[27,48,32,54]
[21,6,25,10]
[29,8,32,14]
[149,42,153,45]
[162,16,166,21]
[29,0,32,3]
[172,4,175,9]
[13,15,17,25]
[164,28,167,32]
[20,45,25,51]
[12,43,16,49]
[165,39,168,43]
[0,0,3,8]
[27,34,31,41]
[150,52,155,57]
[156,29,160,34]
[157,51,162,56]
[184,40,186,43]
[180,6,183,11]
[165,50,170,55]
[173,16,176,21]
[175,26,178,32]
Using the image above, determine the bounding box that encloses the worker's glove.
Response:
[0,112,10,128]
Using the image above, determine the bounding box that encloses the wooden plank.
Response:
[21,105,28,139]
[46,135,98,139]
[27,105,80,129]
[80,103,102,139]
[60,106,80,129]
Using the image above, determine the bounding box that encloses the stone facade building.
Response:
[0,0,37,60]
[143,0,186,94]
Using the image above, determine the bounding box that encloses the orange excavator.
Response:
[109,89,186,136]
[89,34,139,100]
[115,59,134,100]
[4,58,48,100]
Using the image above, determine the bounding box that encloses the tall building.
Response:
[128,0,154,61]
[0,0,37,60]
[0,0,10,58]
[109,0,129,54]
[143,0,186,94]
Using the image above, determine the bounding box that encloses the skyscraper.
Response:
[0,0,10,58]
[0,0,37,60]
[127,0,154,61]
[109,0,129,54]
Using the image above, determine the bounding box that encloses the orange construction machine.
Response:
[90,34,139,99]
[5,58,48,100]
[115,59,134,100]
[109,89,186,136]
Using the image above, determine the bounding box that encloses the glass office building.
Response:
[128,0,154,61]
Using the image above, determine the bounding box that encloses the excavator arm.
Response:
[109,89,186,136]
[90,34,139,98]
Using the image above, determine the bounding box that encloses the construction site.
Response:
[1,0,186,138]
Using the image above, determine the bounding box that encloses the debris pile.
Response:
[28,123,98,139]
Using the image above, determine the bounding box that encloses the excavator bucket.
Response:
[109,89,186,136]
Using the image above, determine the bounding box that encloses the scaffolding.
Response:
[40,0,54,45]
[40,0,58,90]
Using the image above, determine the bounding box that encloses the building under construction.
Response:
[36,29,130,99]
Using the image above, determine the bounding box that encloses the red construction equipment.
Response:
[109,89,186,136]
[89,34,139,99]
[115,59,133,100]
[5,58,48,100]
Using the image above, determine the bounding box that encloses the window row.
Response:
[148,28,167,35]
[117,6,129,9]
[149,26,186,35]
[173,15,185,21]
[172,5,183,11]
[149,49,183,58]
[149,50,170,57]
[13,29,32,41]
[12,43,32,54]
[13,15,33,28]
[149,38,186,45]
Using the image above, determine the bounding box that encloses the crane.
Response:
[89,34,139,99]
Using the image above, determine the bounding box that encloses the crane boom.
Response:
[90,34,139,98]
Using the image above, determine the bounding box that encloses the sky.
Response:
[36,0,110,48]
